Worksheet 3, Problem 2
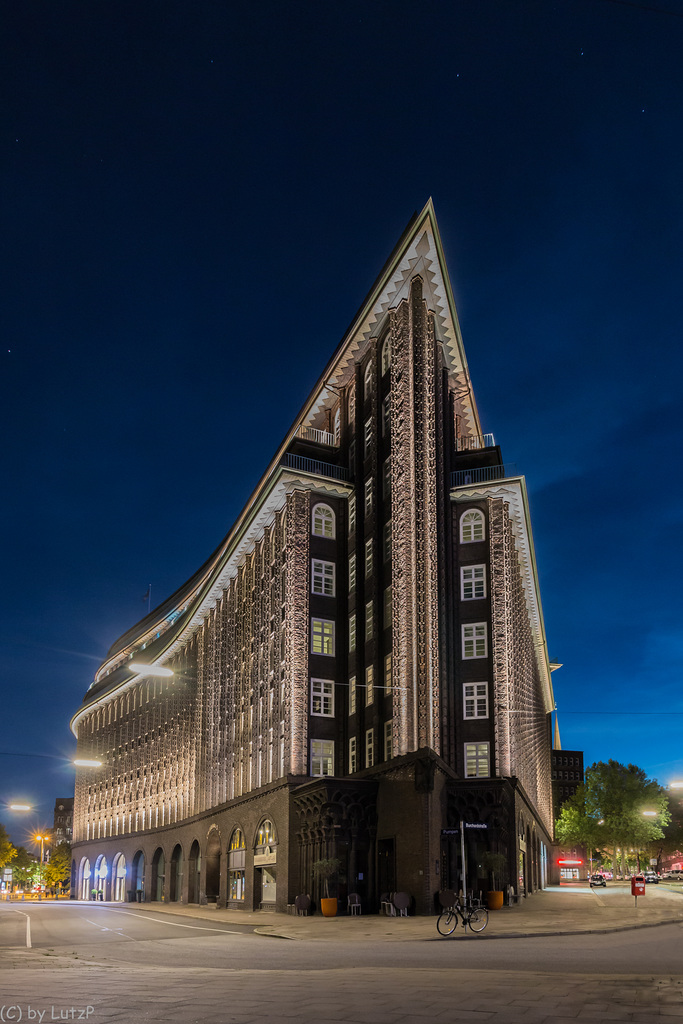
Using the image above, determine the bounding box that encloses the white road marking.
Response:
[94,906,243,933]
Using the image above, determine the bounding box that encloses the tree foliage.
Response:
[0,823,17,871]
[9,847,39,887]
[555,760,670,871]
[43,843,72,889]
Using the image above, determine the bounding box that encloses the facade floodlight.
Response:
[73,758,103,768]
[129,663,173,678]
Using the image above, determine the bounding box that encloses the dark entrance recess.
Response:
[377,838,396,899]
[170,844,183,902]
[205,832,221,903]
[188,840,201,903]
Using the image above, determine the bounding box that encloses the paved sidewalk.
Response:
[85,883,683,941]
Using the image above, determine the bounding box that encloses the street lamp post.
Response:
[34,834,46,898]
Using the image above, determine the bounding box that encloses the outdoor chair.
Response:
[294,894,311,916]
[347,892,361,915]
[392,891,411,917]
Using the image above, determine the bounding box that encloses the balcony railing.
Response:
[455,433,496,452]
[282,453,349,481]
[296,425,337,446]
[450,463,517,488]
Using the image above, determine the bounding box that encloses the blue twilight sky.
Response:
[2,0,682,845]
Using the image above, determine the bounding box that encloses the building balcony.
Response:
[295,425,338,446]
[455,432,495,452]
[281,452,350,482]
[450,463,517,488]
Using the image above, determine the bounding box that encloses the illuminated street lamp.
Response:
[9,804,31,811]
[34,834,47,893]
[642,811,657,817]
[669,781,683,790]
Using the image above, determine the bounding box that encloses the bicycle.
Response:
[436,892,488,936]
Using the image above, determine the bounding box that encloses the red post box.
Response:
[631,877,646,897]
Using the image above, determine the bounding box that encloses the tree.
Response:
[0,823,17,871]
[9,847,39,889]
[555,761,670,877]
[43,843,72,890]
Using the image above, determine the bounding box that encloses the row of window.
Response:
[552,755,581,768]
[310,677,487,720]
[311,737,490,778]
[552,770,582,781]
[312,615,483,659]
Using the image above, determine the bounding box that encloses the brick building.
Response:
[71,201,556,911]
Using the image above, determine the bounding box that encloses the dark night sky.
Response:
[2,0,682,845]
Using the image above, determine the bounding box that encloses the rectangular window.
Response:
[365,538,373,578]
[382,459,391,500]
[382,395,391,437]
[365,601,374,641]
[348,554,356,593]
[384,720,393,761]
[383,520,392,562]
[349,736,357,774]
[464,742,490,778]
[349,675,356,715]
[462,623,487,659]
[383,586,392,629]
[348,495,356,535]
[461,565,486,601]
[312,559,335,596]
[311,618,335,656]
[349,614,356,652]
[364,417,373,457]
[311,739,334,777]
[311,678,335,717]
[384,653,392,694]
[366,728,375,768]
[365,665,374,705]
[463,682,488,719]
[364,477,373,516]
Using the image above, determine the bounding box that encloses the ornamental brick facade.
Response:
[71,200,556,913]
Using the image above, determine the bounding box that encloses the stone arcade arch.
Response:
[151,847,165,901]
[132,850,145,899]
[253,818,277,909]
[79,857,91,900]
[170,844,183,902]
[111,853,127,901]
[94,854,108,899]
[205,829,221,904]
[188,840,201,904]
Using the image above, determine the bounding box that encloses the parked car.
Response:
[589,874,607,887]
[643,872,659,884]
[662,869,683,880]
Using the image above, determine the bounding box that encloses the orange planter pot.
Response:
[487,890,504,911]
[320,897,338,917]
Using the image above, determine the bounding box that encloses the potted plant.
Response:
[480,851,507,911]
[313,857,341,917]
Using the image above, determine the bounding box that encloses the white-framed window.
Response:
[364,477,373,516]
[312,503,335,538]
[348,495,356,535]
[381,336,391,376]
[349,675,356,715]
[333,407,341,446]
[349,736,357,773]
[348,554,356,593]
[311,618,335,656]
[384,653,392,694]
[366,728,375,768]
[349,614,356,652]
[464,741,490,778]
[462,623,487,659]
[365,601,374,641]
[364,417,373,457]
[461,565,486,601]
[463,682,488,719]
[384,720,393,760]
[460,509,485,543]
[383,520,392,562]
[365,665,374,705]
[382,395,391,437]
[364,361,373,400]
[382,458,391,499]
[312,559,335,596]
[311,739,334,777]
[365,538,373,578]
[383,586,392,629]
[311,678,335,717]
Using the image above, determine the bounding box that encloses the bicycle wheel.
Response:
[467,908,488,933]
[437,910,457,936]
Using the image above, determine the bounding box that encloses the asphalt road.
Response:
[1,904,682,1023]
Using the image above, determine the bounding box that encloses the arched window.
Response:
[228,828,246,901]
[364,361,373,400]
[381,336,391,375]
[256,819,275,847]
[460,509,485,543]
[312,503,335,538]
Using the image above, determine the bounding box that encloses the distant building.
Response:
[551,715,586,880]
[53,798,74,845]
[71,201,556,911]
